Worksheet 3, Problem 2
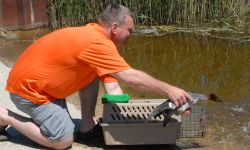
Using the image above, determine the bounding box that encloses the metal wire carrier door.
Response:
[180,105,206,138]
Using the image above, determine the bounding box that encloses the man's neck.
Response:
[98,22,111,39]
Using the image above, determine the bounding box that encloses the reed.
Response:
[48,0,250,30]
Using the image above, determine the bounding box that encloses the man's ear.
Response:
[111,22,119,34]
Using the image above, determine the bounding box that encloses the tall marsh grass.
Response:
[48,0,250,30]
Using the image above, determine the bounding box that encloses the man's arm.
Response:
[104,82,123,95]
[111,68,192,107]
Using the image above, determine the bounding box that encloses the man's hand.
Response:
[166,85,192,107]
[183,108,192,115]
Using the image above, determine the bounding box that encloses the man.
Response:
[0,4,191,149]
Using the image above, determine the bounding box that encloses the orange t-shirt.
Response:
[6,23,130,104]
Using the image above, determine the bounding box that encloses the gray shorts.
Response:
[9,93,75,141]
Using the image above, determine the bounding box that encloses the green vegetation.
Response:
[48,0,250,32]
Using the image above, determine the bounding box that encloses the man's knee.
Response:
[50,137,73,150]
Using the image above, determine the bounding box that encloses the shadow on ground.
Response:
[6,127,45,149]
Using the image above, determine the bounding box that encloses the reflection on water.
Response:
[0,29,249,149]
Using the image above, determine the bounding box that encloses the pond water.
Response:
[0,29,249,149]
[121,33,250,149]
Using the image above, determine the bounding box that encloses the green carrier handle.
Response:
[102,94,130,103]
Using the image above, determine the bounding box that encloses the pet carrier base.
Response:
[100,99,206,145]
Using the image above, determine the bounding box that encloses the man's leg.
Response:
[0,93,74,149]
[79,79,99,132]
[0,107,73,149]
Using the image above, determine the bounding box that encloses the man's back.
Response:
[6,23,128,104]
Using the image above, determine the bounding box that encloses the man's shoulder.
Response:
[83,23,116,49]
[84,23,109,39]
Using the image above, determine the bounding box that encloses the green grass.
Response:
[48,0,250,32]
